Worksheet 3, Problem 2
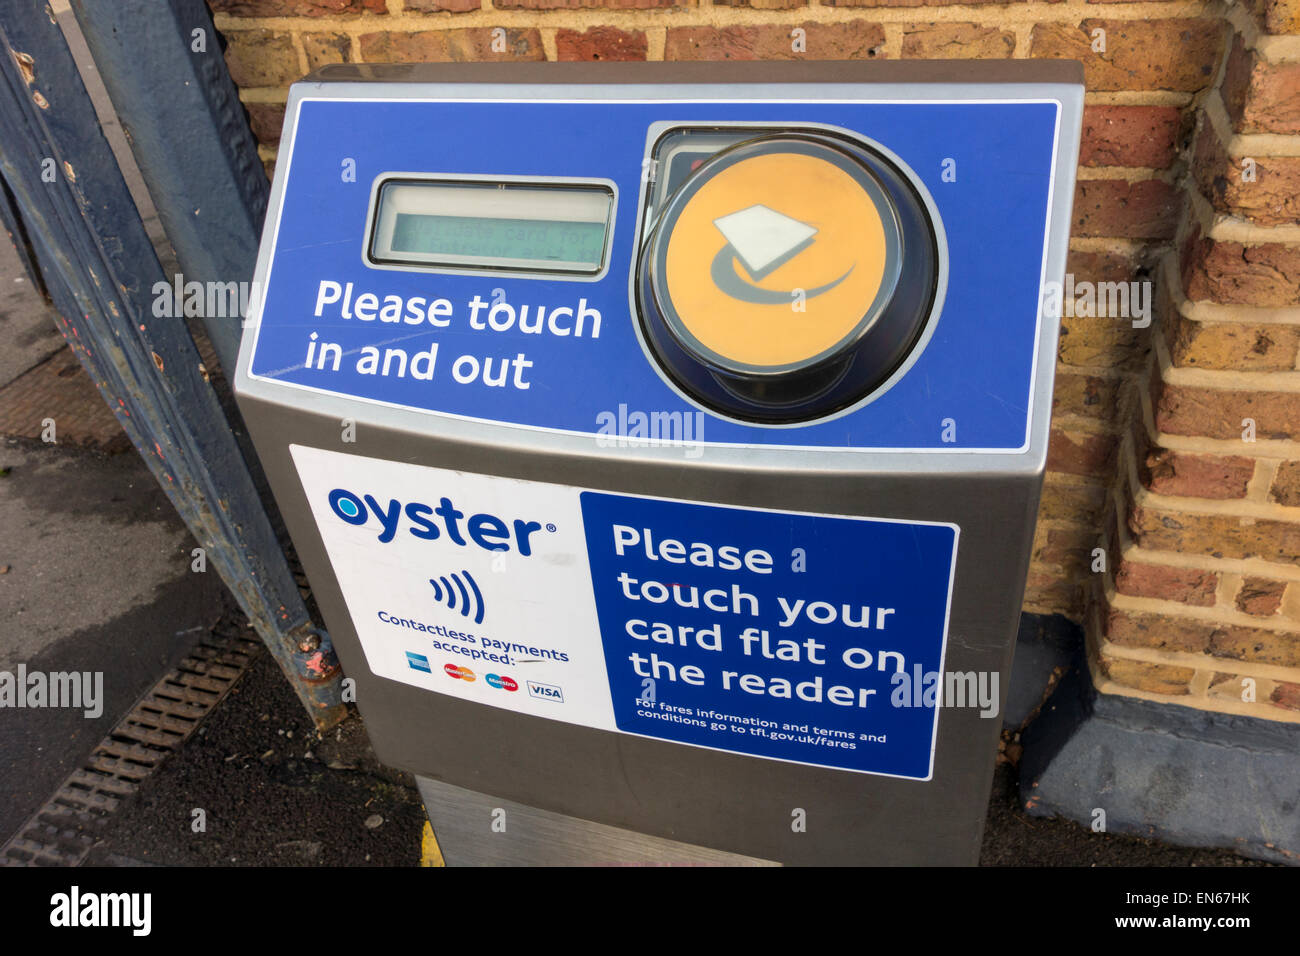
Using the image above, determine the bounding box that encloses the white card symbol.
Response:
[713,205,818,279]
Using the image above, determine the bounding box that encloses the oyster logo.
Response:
[328,488,547,555]
[710,204,853,304]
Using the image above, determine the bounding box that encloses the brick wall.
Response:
[211,0,1300,722]
[1093,2,1300,722]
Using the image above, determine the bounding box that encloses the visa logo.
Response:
[329,488,547,555]
[527,681,564,703]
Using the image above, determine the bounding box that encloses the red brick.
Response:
[210,0,385,13]
[1034,526,1098,572]
[405,0,482,9]
[301,32,352,71]
[359,29,544,61]
[1114,560,1218,605]
[1058,249,1157,369]
[223,30,299,88]
[900,23,1014,58]
[1165,310,1300,372]
[1236,578,1286,616]
[1037,480,1106,526]
[1181,236,1300,308]
[1153,377,1300,443]
[556,27,648,61]
[1210,625,1300,668]
[1222,34,1300,136]
[1241,0,1300,34]
[1080,105,1181,168]
[1271,681,1300,711]
[1067,247,1155,285]
[1057,315,1146,369]
[1072,179,1180,239]
[245,102,285,147]
[1030,20,1225,93]
[1140,445,1255,499]
[1270,461,1300,507]
[1221,34,1254,129]
[1023,568,1084,618]
[1052,372,1121,421]
[1105,607,1300,667]
[1104,607,1211,655]
[665,22,885,60]
[829,0,1061,4]
[1046,428,1117,478]
[1192,122,1300,228]
[1129,503,1300,567]
[1099,656,1195,695]
[496,0,685,7]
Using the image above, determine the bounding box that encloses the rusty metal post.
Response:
[0,6,347,729]
[68,0,267,377]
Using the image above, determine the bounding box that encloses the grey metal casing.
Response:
[234,61,1084,865]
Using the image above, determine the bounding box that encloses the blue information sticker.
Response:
[580,491,958,779]
[250,98,1061,451]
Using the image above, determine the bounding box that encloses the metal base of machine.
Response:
[417,776,777,866]
[1020,651,1300,865]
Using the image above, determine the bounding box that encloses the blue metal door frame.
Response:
[0,2,346,728]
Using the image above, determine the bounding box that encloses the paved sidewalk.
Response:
[0,170,227,845]
[0,239,63,392]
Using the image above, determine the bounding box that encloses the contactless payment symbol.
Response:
[637,130,941,424]
[429,570,486,624]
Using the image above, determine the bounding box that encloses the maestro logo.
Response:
[485,673,519,692]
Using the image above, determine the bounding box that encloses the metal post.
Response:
[68,0,268,376]
[0,5,346,729]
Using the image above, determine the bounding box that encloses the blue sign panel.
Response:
[580,491,958,778]
[248,97,1061,451]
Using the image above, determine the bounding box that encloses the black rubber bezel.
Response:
[636,130,940,425]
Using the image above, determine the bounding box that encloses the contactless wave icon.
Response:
[430,570,486,625]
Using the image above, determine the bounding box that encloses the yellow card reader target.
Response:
[664,151,893,369]
[637,131,940,424]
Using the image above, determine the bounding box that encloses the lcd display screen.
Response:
[370,179,614,275]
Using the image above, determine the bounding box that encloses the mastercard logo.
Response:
[444,663,476,682]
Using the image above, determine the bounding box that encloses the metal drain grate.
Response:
[0,618,261,866]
